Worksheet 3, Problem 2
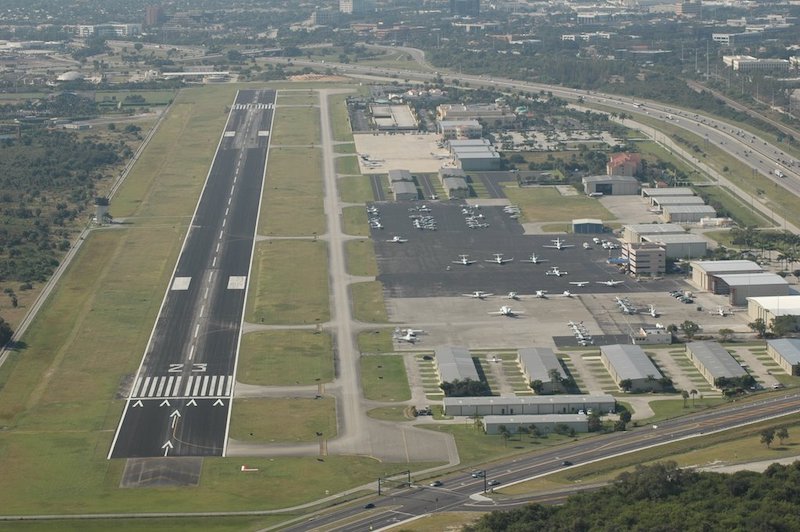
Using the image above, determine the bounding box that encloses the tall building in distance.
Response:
[339,0,371,15]
[145,5,165,26]
[451,0,480,17]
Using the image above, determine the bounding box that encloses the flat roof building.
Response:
[452,145,502,171]
[573,218,604,234]
[640,233,708,259]
[691,260,763,292]
[369,104,418,130]
[442,394,616,417]
[583,175,640,196]
[517,348,567,394]
[434,346,479,384]
[685,341,747,389]
[600,344,664,392]
[623,223,686,243]
[436,103,515,127]
[390,180,418,201]
[766,339,800,377]
[442,176,469,199]
[438,119,482,140]
[651,196,707,209]
[661,205,717,223]
[622,242,666,276]
[747,295,800,324]
[631,327,673,345]
[641,187,695,201]
[483,414,588,435]
[714,272,790,306]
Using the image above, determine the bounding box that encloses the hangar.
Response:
[517,347,567,394]
[442,394,616,417]
[651,196,707,209]
[660,205,717,223]
[766,339,800,377]
[685,341,748,389]
[640,233,708,259]
[641,187,695,202]
[482,414,588,435]
[623,223,686,243]
[572,218,604,234]
[690,260,762,292]
[388,169,418,201]
[453,145,502,171]
[439,168,469,199]
[747,295,800,324]
[713,272,790,306]
[434,346,479,385]
[600,344,665,392]
[582,175,640,196]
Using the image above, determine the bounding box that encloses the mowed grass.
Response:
[339,175,374,203]
[259,147,325,236]
[336,155,361,175]
[0,516,292,531]
[270,106,320,146]
[342,206,370,236]
[246,240,329,325]
[229,397,337,442]
[358,329,394,353]
[699,186,770,227]
[385,512,483,532]
[237,330,333,385]
[95,89,177,105]
[277,89,318,106]
[502,186,615,222]
[345,239,378,277]
[329,92,354,142]
[361,355,411,402]
[350,281,388,323]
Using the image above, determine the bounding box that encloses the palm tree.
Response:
[690,389,698,407]
[681,390,689,408]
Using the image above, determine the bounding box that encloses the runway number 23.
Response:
[168,363,207,373]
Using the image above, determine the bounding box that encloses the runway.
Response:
[108,89,276,458]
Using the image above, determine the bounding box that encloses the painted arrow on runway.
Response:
[170,409,181,429]
[162,440,173,457]
[160,399,171,407]
[132,400,143,408]
[186,399,197,407]
[213,399,225,407]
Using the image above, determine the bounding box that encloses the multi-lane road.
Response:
[287,393,800,531]
[108,89,276,458]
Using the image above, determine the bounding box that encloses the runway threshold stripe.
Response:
[156,377,166,397]
[173,376,182,396]
[225,377,233,396]
[192,377,202,396]
[147,378,159,397]
[140,377,151,398]
[201,376,210,396]
[210,376,218,395]
[185,376,194,396]
[217,376,226,396]
[165,376,174,396]
[132,377,144,397]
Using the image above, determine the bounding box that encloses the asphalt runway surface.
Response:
[108,89,276,458]
[370,202,673,298]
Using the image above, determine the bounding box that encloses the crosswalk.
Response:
[232,103,273,110]
[131,374,233,399]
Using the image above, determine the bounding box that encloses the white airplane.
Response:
[614,296,636,315]
[386,236,408,243]
[543,238,574,250]
[452,254,476,265]
[583,242,591,250]
[392,327,425,343]
[488,306,524,317]
[507,292,520,300]
[522,253,547,264]
[569,281,590,287]
[463,291,493,299]
[534,290,548,298]
[545,267,568,277]
[709,306,733,317]
[485,253,513,264]
[560,290,573,298]
[597,280,625,287]
[648,304,659,318]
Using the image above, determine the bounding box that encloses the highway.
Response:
[288,393,800,531]
[108,89,276,458]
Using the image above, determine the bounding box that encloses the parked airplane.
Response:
[463,291,493,299]
[614,296,636,315]
[522,253,547,264]
[561,290,574,298]
[507,292,520,300]
[569,281,590,287]
[534,290,548,298]
[386,236,408,243]
[709,306,734,317]
[485,253,513,264]
[545,266,568,277]
[583,242,591,250]
[543,238,574,250]
[452,254,476,265]
[648,304,659,318]
[597,280,625,287]
[489,306,524,317]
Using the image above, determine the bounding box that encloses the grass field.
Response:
[361,355,411,402]
[357,329,394,353]
[342,206,370,236]
[350,281,389,323]
[385,512,483,532]
[345,239,378,277]
[229,397,337,442]
[698,186,770,227]
[328,92,354,143]
[238,330,333,385]
[334,143,356,154]
[246,240,330,325]
[95,89,177,105]
[259,147,325,236]
[339,176,374,203]
[270,107,320,146]
[502,186,615,222]
[336,155,361,175]
[277,89,319,106]
[367,406,414,421]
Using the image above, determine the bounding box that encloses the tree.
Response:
[0,316,12,346]
[749,318,768,338]
[776,427,789,445]
[690,389,698,407]
[498,425,511,446]
[719,328,735,342]
[530,379,544,394]
[620,379,633,392]
[680,320,701,340]
[760,428,775,448]
[681,390,689,408]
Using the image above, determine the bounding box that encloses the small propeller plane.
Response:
[648,304,659,318]
[507,292,520,300]
[485,253,513,264]
[569,281,590,287]
[522,253,547,264]
[709,306,734,317]
[463,291,493,299]
[452,254,476,265]
[386,236,408,243]
[545,266,568,277]
[597,280,625,287]
[543,238,574,250]
[534,290,548,298]
[488,306,524,317]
